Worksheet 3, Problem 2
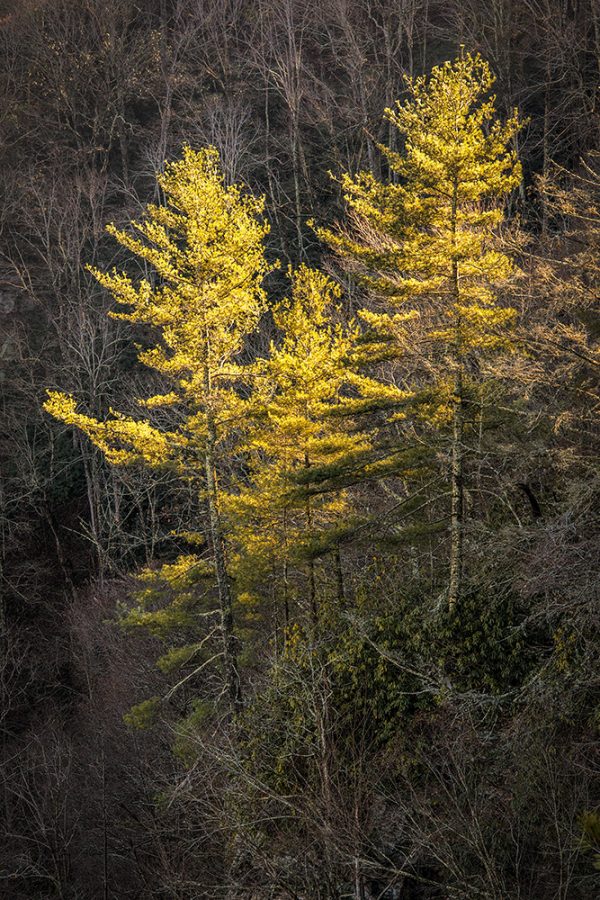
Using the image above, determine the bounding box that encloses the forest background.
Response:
[0,1,599,898]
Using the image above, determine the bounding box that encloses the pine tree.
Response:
[45,145,273,710]
[319,52,523,610]
[228,264,405,632]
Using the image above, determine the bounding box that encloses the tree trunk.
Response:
[282,506,290,638]
[304,452,318,629]
[448,178,464,612]
[334,547,345,606]
[204,414,242,713]
[541,57,551,235]
[448,368,464,613]
[291,111,304,260]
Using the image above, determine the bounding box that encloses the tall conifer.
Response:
[228,264,405,631]
[320,53,523,610]
[45,146,272,709]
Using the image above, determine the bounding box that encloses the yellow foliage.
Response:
[45,145,273,471]
[227,265,407,599]
[318,52,523,396]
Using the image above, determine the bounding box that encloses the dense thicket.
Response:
[0,2,598,898]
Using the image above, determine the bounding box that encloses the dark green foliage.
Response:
[123,695,162,730]
[423,586,533,695]
[172,699,215,765]
[242,583,531,793]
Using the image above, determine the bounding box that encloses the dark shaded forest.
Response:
[0,1,599,898]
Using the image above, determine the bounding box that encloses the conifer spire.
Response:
[319,53,523,610]
[45,145,274,710]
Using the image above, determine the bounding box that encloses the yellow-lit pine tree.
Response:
[228,264,406,633]
[45,146,273,711]
[319,52,523,611]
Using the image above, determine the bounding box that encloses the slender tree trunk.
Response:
[282,560,290,632]
[282,507,290,639]
[352,783,366,899]
[541,57,551,235]
[204,410,242,712]
[354,858,365,900]
[448,178,464,612]
[309,565,317,626]
[291,111,304,260]
[304,452,318,629]
[80,441,104,583]
[317,666,334,890]
[334,547,345,606]
[264,81,285,245]
[421,0,429,73]
[448,367,464,613]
